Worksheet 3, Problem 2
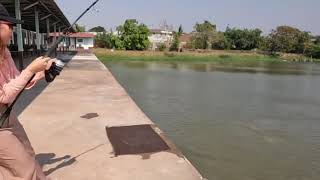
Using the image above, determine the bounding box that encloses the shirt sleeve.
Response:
[0,69,34,104]
[25,71,45,89]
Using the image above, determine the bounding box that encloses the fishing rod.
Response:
[44,0,100,82]
[0,0,101,127]
[46,0,100,57]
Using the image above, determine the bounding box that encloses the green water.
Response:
[104,61,320,180]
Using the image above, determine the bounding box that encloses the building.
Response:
[1,0,73,69]
[148,29,173,50]
[50,32,96,50]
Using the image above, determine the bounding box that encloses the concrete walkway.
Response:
[18,53,204,180]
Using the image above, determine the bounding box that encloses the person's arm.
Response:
[0,69,34,104]
[25,71,45,89]
[6,49,53,90]
[0,49,52,103]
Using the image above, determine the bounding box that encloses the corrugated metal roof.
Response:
[0,0,73,33]
[50,32,95,38]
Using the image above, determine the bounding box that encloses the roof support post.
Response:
[53,23,57,42]
[35,7,41,55]
[53,24,57,56]
[46,18,50,45]
[58,26,61,52]
[15,0,24,70]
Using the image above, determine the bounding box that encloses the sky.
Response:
[55,0,320,35]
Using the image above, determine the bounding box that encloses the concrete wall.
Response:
[76,38,94,50]
[68,37,94,50]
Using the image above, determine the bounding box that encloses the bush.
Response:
[164,52,176,57]
[218,55,231,59]
[158,43,167,51]
[224,27,262,50]
[306,44,320,59]
[264,26,311,54]
[212,33,231,50]
[94,32,113,48]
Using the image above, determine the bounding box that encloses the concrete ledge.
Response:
[19,53,204,180]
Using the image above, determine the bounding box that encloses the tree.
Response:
[191,20,217,49]
[94,32,113,48]
[111,35,125,50]
[224,27,262,50]
[114,19,150,50]
[74,24,86,32]
[315,36,320,45]
[170,25,183,51]
[211,32,231,50]
[170,33,180,52]
[305,44,320,58]
[194,20,216,33]
[89,26,106,32]
[158,43,167,51]
[178,25,183,36]
[265,26,311,54]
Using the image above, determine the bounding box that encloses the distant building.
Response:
[148,29,173,50]
[50,32,96,50]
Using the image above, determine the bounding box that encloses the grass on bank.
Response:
[93,48,319,66]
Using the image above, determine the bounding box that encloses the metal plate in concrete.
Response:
[106,125,170,156]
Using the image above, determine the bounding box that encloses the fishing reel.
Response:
[45,59,65,83]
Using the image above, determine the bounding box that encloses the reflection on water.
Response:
[116,61,320,75]
[105,60,320,180]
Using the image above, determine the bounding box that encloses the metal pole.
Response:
[15,0,24,70]
[53,24,57,42]
[35,7,41,55]
[53,24,57,56]
[46,18,50,46]
[58,26,61,52]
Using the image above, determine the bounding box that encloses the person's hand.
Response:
[26,56,52,73]
[46,59,55,70]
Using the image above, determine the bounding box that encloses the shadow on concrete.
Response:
[13,51,77,116]
[36,143,105,176]
[36,153,74,176]
[36,153,72,167]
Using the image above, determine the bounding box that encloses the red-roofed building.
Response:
[50,32,96,50]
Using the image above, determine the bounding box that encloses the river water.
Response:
[105,61,320,180]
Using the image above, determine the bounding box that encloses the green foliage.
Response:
[178,25,183,36]
[191,34,209,49]
[74,24,86,32]
[115,19,150,50]
[224,27,262,50]
[191,20,217,49]
[170,33,180,51]
[305,44,320,58]
[170,25,183,52]
[315,37,320,45]
[89,26,106,32]
[218,54,231,59]
[211,32,231,50]
[194,20,216,32]
[111,35,125,50]
[158,43,167,51]
[94,32,113,48]
[264,26,311,54]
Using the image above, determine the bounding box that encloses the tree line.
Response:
[91,19,320,58]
